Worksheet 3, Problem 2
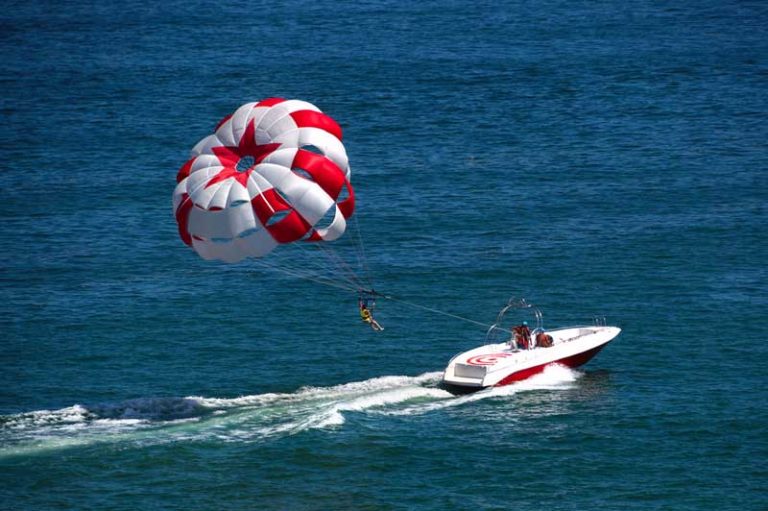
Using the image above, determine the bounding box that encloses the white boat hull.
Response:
[442,326,620,392]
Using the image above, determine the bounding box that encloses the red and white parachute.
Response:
[173,98,355,263]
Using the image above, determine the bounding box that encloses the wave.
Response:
[0,366,581,457]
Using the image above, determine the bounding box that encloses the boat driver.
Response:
[512,321,532,349]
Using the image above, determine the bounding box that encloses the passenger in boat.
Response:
[359,298,384,332]
[536,331,554,348]
[513,322,531,349]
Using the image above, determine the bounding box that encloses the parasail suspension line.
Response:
[351,213,374,291]
[250,258,360,294]
[375,292,494,330]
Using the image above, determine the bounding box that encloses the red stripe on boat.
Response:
[494,345,607,387]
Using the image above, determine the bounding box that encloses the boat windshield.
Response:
[484,297,543,350]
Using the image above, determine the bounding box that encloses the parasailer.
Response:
[359,292,384,332]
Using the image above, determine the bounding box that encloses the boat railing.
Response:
[485,324,512,346]
[551,324,603,343]
[484,297,545,349]
[485,298,610,348]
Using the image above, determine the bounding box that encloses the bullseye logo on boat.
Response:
[466,353,513,366]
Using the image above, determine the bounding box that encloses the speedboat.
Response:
[441,298,620,393]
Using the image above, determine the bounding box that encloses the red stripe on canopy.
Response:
[292,149,346,199]
[214,113,233,132]
[177,157,195,183]
[175,194,194,246]
[256,97,286,108]
[251,189,312,243]
[290,110,343,140]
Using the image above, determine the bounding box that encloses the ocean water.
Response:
[1,1,767,509]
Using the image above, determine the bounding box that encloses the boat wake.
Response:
[0,365,581,457]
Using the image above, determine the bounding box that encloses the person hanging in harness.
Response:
[359,294,384,332]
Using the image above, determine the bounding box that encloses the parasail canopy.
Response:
[172,98,355,263]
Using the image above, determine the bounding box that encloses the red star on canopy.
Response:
[206,119,280,188]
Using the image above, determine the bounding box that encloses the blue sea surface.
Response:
[1,1,767,509]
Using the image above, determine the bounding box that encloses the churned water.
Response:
[1,1,766,509]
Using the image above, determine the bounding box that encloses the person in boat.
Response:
[512,321,532,349]
[359,297,384,332]
[535,330,554,348]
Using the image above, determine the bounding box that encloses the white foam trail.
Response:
[0,367,580,456]
[0,372,445,455]
[317,383,454,428]
[382,364,582,416]
[494,363,580,393]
